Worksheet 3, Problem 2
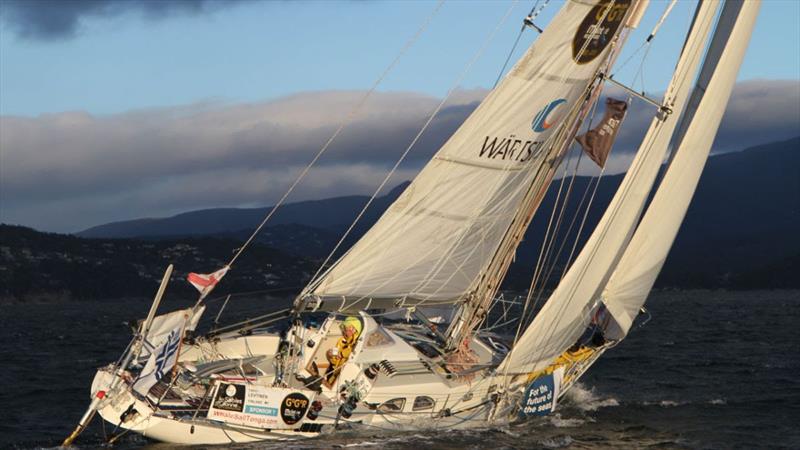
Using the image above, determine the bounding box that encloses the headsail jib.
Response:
[500,0,721,375]
[601,0,761,339]
[501,0,761,376]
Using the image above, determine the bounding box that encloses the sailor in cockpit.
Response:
[324,316,362,384]
[295,316,363,391]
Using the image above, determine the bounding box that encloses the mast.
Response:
[500,0,724,375]
[445,0,640,350]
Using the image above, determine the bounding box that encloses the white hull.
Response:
[87,312,607,445]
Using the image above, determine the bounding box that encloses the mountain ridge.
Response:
[69,136,800,290]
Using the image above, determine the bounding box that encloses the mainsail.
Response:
[304,0,635,313]
[501,0,723,375]
[602,0,761,337]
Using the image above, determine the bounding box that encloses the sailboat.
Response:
[64,0,760,445]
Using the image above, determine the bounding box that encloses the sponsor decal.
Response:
[476,97,567,163]
[531,98,567,133]
[519,367,564,418]
[212,383,245,412]
[280,392,310,425]
[209,384,314,429]
[572,0,632,65]
[478,135,544,163]
[245,405,279,416]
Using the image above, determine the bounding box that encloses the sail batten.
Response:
[307,0,636,312]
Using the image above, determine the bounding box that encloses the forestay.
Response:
[305,0,634,312]
[501,0,721,375]
[602,0,760,337]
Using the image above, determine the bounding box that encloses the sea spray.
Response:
[562,382,620,412]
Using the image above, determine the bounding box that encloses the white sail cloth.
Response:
[308,0,634,311]
[602,0,761,337]
[501,0,722,375]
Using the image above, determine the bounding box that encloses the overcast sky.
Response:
[1,0,799,233]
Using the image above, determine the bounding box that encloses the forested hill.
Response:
[0,225,315,302]
[4,137,798,301]
[78,137,800,291]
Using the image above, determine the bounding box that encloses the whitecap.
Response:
[549,414,585,428]
[540,435,575,448]
[658,400,684,407]
[564,382,620,411]
[498,427,521,438]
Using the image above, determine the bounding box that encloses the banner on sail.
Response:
[518,366,565,417]
[208,382,313,429]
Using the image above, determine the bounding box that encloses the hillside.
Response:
[507,137,800,289]
[0,225,315,302]
[59,136,800,291]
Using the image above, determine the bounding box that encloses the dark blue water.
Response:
[1,290,798,449]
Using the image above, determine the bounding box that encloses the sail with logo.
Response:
[301,0,635,312]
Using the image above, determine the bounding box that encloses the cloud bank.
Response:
[0,0,243,41]
[1,80,797,232]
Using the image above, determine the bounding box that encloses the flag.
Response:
[187,266,229,299]
[576,97,628,168]
[133,325,184,396]
[138,306,205,361]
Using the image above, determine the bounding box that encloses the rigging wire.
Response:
[304,0,560,319]
[612,0,678,86]
[549,0,685,288]
[520,98,616,331]
[509,151,574,342]
[558,161,606,279]
[303,0,522,297]
[448,14,615,343]
[204,286,305,304]
[528,1,692,348]
[492,0,550,88]
[512,1,714,375]
[500,0,632,381]
[536,152,584,291]
[221,0,445,270]
[505,0,624,350]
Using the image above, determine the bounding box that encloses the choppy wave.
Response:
[539,435,575,448]
[563,382,620,411]
[2,291,799,449]
[548,414,587,428]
